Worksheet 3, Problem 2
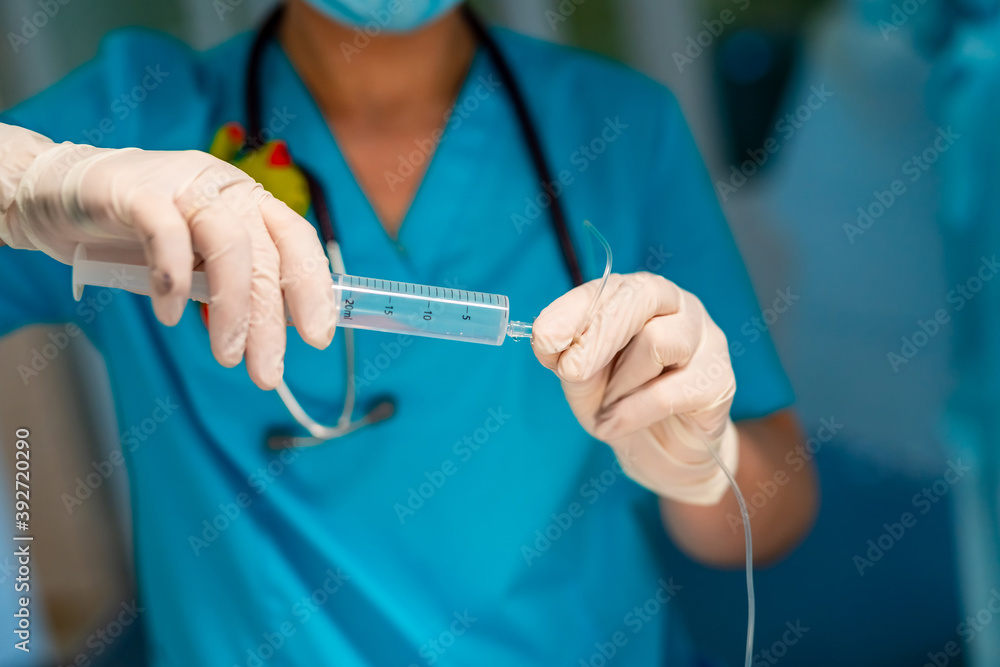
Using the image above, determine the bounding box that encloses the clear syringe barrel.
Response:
[71,244,524,346]
[333,275,509,346]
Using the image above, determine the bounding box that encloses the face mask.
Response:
[302,0,464,32]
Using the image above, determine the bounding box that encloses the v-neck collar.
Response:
[263,39,500,282]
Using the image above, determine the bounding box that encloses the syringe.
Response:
[71,244,533,345]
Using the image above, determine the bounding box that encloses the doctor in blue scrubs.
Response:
[0,1,817,664]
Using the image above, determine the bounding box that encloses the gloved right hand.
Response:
[532,272,740,506]
[0,123,336,389]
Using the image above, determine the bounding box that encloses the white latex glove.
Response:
[0,123,336,389]
[532,272,739,506]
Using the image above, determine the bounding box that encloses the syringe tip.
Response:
[506,320,533,341]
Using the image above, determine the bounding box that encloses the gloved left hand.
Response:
[532,272,739,506]
[0,123,336,390]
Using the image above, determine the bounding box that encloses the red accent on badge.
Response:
[269,141,292,167]
[226,123,246,144]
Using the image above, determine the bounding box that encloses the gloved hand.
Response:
[0,123,336,390]
[532,272,739,506]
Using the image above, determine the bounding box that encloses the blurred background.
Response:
[0,0,977,665]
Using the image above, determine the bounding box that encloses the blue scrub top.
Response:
[0,25,793,667]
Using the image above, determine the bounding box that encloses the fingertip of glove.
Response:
[310,321,336,351]
[268,359,286,390]
[297,304,337,351]
[556,341,601,383]
[531,321,574,356]
[152,295,186,328]
[214,321,250,369]
[252,359,284,391]
[556,355,584,383]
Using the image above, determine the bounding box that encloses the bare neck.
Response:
[280,1,477,125]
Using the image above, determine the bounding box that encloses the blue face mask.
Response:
[302,0,465,32]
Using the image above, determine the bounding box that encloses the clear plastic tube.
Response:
[574,222,758,663]
[706,442,755,667]
[580,219,613,334]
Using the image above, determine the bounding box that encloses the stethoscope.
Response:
[246,4,584,449]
